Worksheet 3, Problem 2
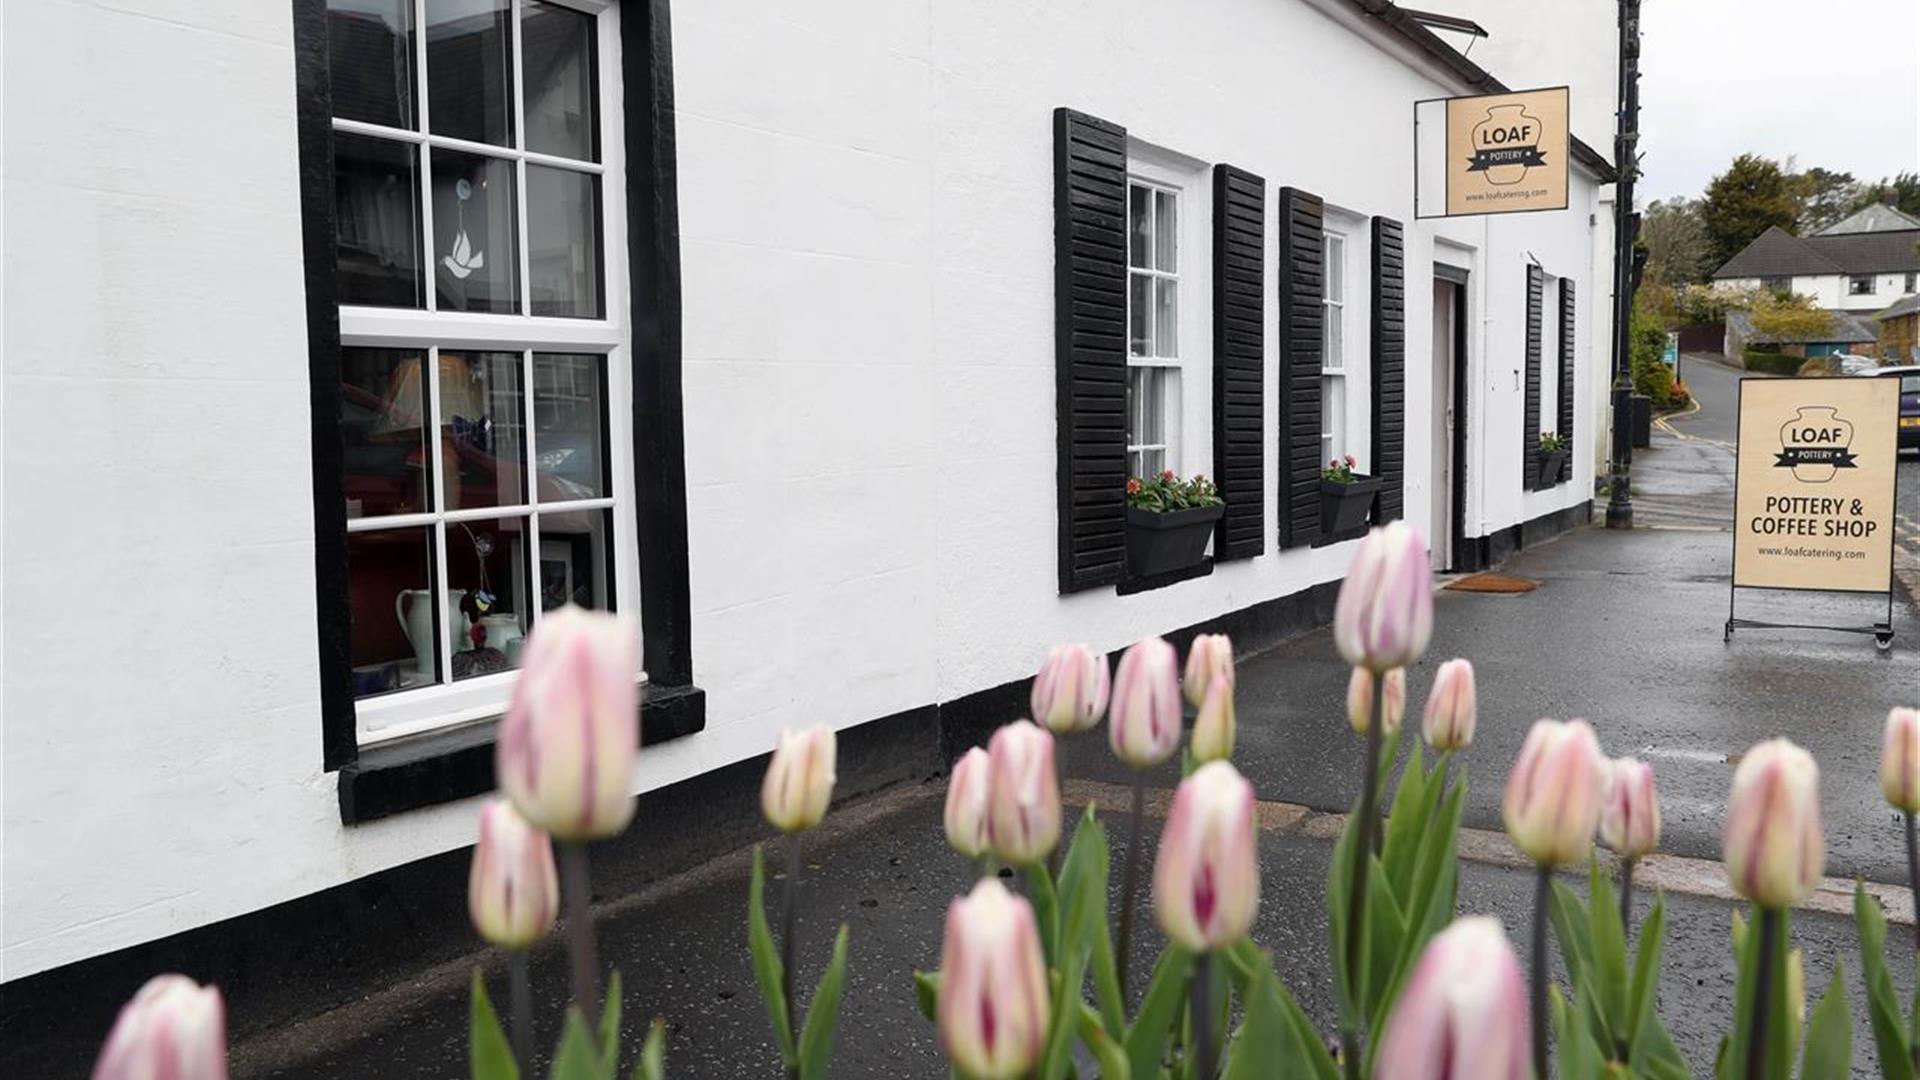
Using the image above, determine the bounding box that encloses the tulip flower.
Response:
[1189,675,1236,763]
[1030,643,1110,735]
[1332,521,1434,673]
[1153,760,1260,950]
[1183,633,1234,710]
[986,720,1060,866]
[1346,665,1406,735]
[469,798,560,950]
[497,606,642,842]
[1601,758,1661,860]
[1503,719,1606,868]
[1724,738,1824,909]
[762,724,838,834]
[1372,917,1529,1080]
[1421,658,1477,752]
[937,878,1050,1080]
[92,975,228,1080]
[1880,706,1920,813]
[945,747,992,860]
[1108,636,1182,768]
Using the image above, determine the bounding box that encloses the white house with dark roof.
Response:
[1713,204,1920,312]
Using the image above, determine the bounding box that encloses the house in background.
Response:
[1723,307,1880,359]
[1878,293,1920,364]
[1712,204,1920,313]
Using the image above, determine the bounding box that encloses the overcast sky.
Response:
[1639,0,1920,202]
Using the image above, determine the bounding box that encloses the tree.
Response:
[1639,198,1713,285]
[1849,171,1920,218]
[1750,291,1831,341]
[1794,166,1858,233]
[1700,154,1804,268]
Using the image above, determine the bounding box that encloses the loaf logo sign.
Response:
[1440,87,1570,216]
[1733,377,1897,594]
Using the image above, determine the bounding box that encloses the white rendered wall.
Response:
[2,0,1605,979]
[1421,0,1619,155]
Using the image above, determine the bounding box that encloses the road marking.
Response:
[1063,778,1915,925]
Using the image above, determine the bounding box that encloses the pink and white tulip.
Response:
[1881,707,1920,813]
[937,878,1050,1080]
[1152,760,1260,951]
[1600,757,1661,860]
[1421,658,1477,752]
[987,721,1061,865]
[1371,916,1529,1080]
[1189,676,1236,763]
[1030,643,1110,735]
[1502,719,1606,867]
[497,607,642,841]
[1108,636,1182,769]
[1346,666,1406,736]
[945,747,992,859]
[92,975,228,1080]
[469,798,560,949]
[1332,521,1434,673]
[1724,738,1824,908]
[761,724,838,833]
[1183,634,1234,710]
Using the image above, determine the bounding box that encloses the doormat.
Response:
[1445,572,1539,593]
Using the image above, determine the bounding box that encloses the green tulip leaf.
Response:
[1380,739,1428,896]
[628,1018,666,1080]
[796,924,850,1080]
[1588,860,1630,1035]
[1223,955,1292,1080]
[1853,883,1914,1080]
[1059,810,1124,1038]
[1362,856,1407,1029]
[471,970,519,1080]
[1026,861,1061,968]
[549,1008,604,1080]
[1800,962,1852,1080]
[1124,946,1193,1080]
[913,970,939,1024]
[599,971,623,1077]
[1550,878,1596,990]
[1075,1001,1131,1080]
[746,846,795,1062]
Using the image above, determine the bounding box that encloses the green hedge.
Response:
[1743,349,1803,376]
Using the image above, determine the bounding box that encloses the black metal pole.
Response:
[1605,0,1642,530]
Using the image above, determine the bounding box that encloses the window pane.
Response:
[426,0,514,146]
[334,133,424,308]
[448,515,532,679]
[1154,190,1177,272]
[533,353,608,499]
[1324,305,1344,369]
[1323,375,1346,463]
[1128,366,1164,451]
[1128,185,1151,269]
[1325,235,1345,303]
[341,348,432,519]
[328,0,416,129]
[433,148,520,313]
[527,166,603,318]
[523,0,598,161]
[539,508,614,611]
[1154,277,1177,358]
[350,526,438,696]
[1129,273,1150,356]
[439,351,527,510]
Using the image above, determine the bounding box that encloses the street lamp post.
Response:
[1605,0,1642,530]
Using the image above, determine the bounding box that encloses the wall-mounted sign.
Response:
[1414,87,1571,218]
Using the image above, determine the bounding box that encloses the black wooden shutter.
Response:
[1558,279,1576,484]
[1212,165,1266,560]
[1523,264,1544,491]
[1369,217,1405,523]
[1276,188,1324,549]
[1053,108,1129,593]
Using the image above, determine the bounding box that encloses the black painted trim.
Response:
[1522,263,1545,491]
[1558,278,1577,485]
[1276,187,1325,549]
[1458,499,1593,571]
[1211,164,1266,560]
[1442,266,1472,571]
[1369,217,1406,522]
[1117,555,1216,596]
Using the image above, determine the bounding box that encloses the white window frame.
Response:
[1123,145,1210,482]
[1538,270,1559,440]
[1321,227,1353,467]
[334,0,639,746]
[1850,275,1876,296]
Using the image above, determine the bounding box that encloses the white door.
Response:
[1430,278,1458,571]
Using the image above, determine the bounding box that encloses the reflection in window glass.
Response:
[433,149,520,313]
[523,0,598,161]
[527,167,603,318]
[447,515,531,679]
[1154,190,1177,272]
[539,508,614,612]
[341,348,431,518]
[439,352,527,510]
[426,0,514,147]
[349,527,438,697]
[334,133,424,308]
[328,0,416,129]
[1128,186,1151,269]
[533,354,607,498]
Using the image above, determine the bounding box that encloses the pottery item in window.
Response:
[396,588,469,679]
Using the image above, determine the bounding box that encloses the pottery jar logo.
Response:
[1466,103,1549,186]
[1774,405,1858,483]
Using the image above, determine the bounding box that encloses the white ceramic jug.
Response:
[395,588,468,679]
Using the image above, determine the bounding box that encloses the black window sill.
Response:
[1311,523,1371,549]
[1117,556,1214,595]
[337,681,705,824]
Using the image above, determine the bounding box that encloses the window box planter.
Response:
[1536,449,1569,490]
[1319,474,1383,536]
[1125,504,1225,578]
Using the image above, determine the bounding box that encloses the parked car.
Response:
[1836,353,1879,375]
[1882,366,1920,450]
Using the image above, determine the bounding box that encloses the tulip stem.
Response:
[1746,907,1780,1080]
[1531,864,1551,1080]
[1620,857,1636,938]
[560,842,602,1030]
[1117,771,1147,1001]
[1193,951,1217,1080]
[508,950,535,1080]
[1340,669,1384,1080]
[781,832,805,1079]
[1906,811,1920,1078]
[1050,736,1069,878]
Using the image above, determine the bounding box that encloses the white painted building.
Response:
[1,0,1616,996]
[1714,206,1920,315]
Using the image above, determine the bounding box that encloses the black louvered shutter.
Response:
[1369,217,1405,523]
[1053,108,1129,593]
[1523,264,1544,491]
[1558,279,1576,484]
[1212,165,1266,560]
[1276,188,1324,548]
